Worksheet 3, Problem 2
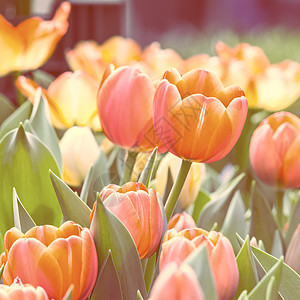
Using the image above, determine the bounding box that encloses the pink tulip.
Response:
[150,262,205,300]
[250,111,300,188]
[168,212,197,231]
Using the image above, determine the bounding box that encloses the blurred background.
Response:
[2,0,300,75]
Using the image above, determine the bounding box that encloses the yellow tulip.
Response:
[0,2,70,76]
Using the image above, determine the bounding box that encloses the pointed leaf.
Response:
[62,285,73,300]
[234,236,258,299]
[137,290,144,300]
[185,245,218,300]
[192,189,211,224]
[286,192,300,245]
[50,171,91,228]
[90,250,122,300]
[271,230,283,259]
[221,191,246,253]
[32,69,55,89]
[13,188,36,233]
[0,124,62,237]
[248,257,283,300]
[90,197,147,300]
[0,93,15,124]
[198,173,245,230]
[237,290,248,300]
[138,147,157,187]
[29,91,62,172]
[80,150,110,208]
[0,100,32,140]
[249,182,283,253]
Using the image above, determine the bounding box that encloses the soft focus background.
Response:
[2,0,300,103]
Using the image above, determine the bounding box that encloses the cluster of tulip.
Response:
[0,1,300,300]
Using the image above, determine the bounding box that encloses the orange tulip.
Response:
[91,182,163,259]
[160,228,239,300]
[168,212,196,231]
[66,36,142,81]
[1,221,98,300]
[0,278,49,300]
[153,68,248,162]
[97,66,162,151]
[250,111,300,188]
[150,262,205,300]
[0,2,70,76]
[16,71,100,130]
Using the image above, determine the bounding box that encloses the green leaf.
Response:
[0,100,32,140]
[248,257,283,300]
[138,147,157,187]
[90,197,147,300]
[0,264,4,280]
[191,189,211,224]
[80,150,110,209]
[285,192,300,245]
[221,191,246,253]
[234,236,258,299]
[50,171,91,228]
[198,173,245,230]
[185,245,218,300]
[249,182,283,253]
[32,69,55,89]
[13,188,36,233]
[89,250,122,300]
[29,92,62,172]
[137,290,144,300]
[0,93,15,124]
[271,230,284,259]
[62,285,73,300]
[251,245,300,299]
[0,124,62,237]
[237,290,248,300]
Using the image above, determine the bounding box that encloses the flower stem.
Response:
[120,150,138,185]
[144,254,156,292]
[276,190,285,230]
[164,159,192,221]
[13,71,25,106]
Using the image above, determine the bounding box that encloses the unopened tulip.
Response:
[0,2,70,76]
[153,68,248,162]
[0,277,49,300]
[16,71,100,130]
[1,221,98,300]
[250,111,300,188]
[91,182,163,259]
[59,126,100,186]
[168,212,196,231]
[160,228,239,300]
[285,224,300,274]
[150,262,205,300]
[155,153,205,208]
[97,66,162,151]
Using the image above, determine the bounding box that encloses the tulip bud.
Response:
[1,221,98,300]
[150,262,205,300]
[168,213,197,231]
[250,111,300,188]
[91,182,163,259]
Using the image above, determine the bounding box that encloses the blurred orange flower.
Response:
[16,71,101,130]
[250,111,300,188]
[90,182,163,259]
[153,68,248,162]
[0,221,98,300]
[0,2,70,76]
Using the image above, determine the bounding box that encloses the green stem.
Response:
[120,150,138,185]
[276,190,284,230]
[144,253,157,293]
[164,159,192,221]
[13,71,25,106]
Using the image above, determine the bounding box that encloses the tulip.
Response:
[168,212,197,231]
[1,221,98,300]
[0,2,70,76]
[249,111,300,188]
[97,66,162,151]
[16,71,101,130]
[66,36,142,81]
[0,277,49,300]
[153,68,248,163]
[90,182,163,259]
[160,228,239,300]
[59,126,100,186]
[216,42,300,111]
[155,153,205,208]
[285,224,300,274]
[150,262,205,300]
